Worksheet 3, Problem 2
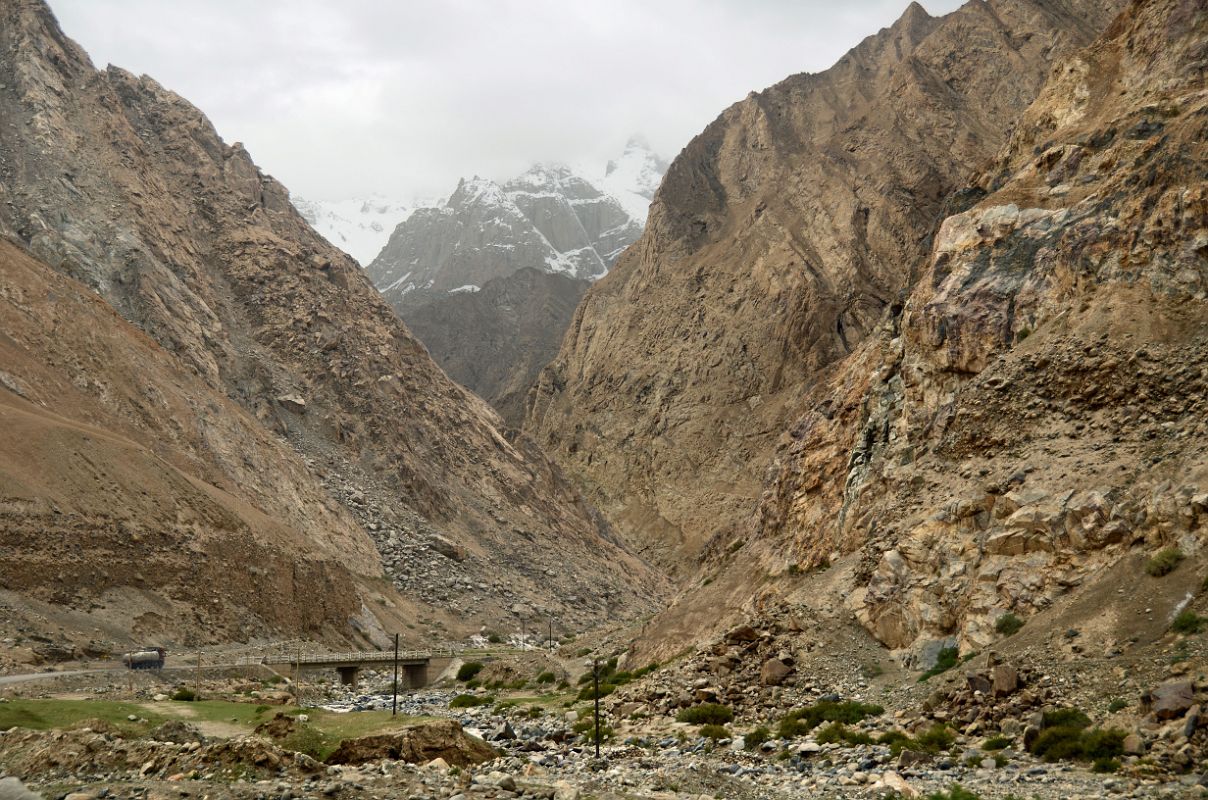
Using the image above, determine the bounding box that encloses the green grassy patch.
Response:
[1027,707,1124,764]
[1145,547,1183,577]
[0,698,168,735]
[676,703,733,725]
[995,613,1024,636]
[816,722,873,746]
[450,694,494,708]
[777,700,883,738]
[918,647,960,682]
[1172,610,1206,634]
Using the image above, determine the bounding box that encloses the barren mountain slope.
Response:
[636,0,1206,662]
[403,268,590,427]
[0,0,664,638]
[527,0,1125,571]
[0,239,390,648]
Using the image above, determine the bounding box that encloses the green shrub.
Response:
[919,647,960,682]
[631,662,660,679]
[456,661,484,682]
[1092,757,1121,773]
[279,726,332,760]
[877,730,915,756]
[981,735,1012,751]
[925,785,981,800]
[1145,548,1184,577]
[1027,709,1124,763]
[1107,698,1128,713]
[526,705,543,718]
[577,682,615,701]
[995,613,1024,636]
[170,688,197,702]
[816,722,873,746]
[465,679,481,690]
[1042,708,1091,729]
[253,705,270,715]
[676,703,734,726]
[571,718,613,741]
[860,662,884,679]
[777,700,884,738]
[917,724,956,753]
[449,694,492,708]
[535,671,556,684]
[1172,610,1207,634]
[486,632,503,644]
[745,725,771,750]
[699,724,730,740]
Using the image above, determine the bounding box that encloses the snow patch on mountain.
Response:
[293,195,414,265]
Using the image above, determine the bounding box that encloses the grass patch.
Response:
[571,717,613,741]
[1107,698,1128,713]
[699,723,730,740]
[777,700,883,738]
[981,735,1012,751]
[1145,548,1184,577]
[1172,610,1206,634]
[676,703,733,725]
[877,730,915,756]
[449,694,493,709]
[745,725,771,750]
[995,613,1023,636]
[170,687,198,702]
[917,724,956,753]
[0,698,167,735]
[535,671,556,684]
[1027,708,1124,764]
[456,661,484,681]
[816,722,873,746]
[918,647,960,682]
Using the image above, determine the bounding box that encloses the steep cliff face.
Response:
[527,0,1126,571]
[0,0,664,641]
[639,0,1206,661]
[0,239,382,646]
[404,269,590,427]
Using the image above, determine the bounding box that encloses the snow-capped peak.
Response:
[293,194,414,265]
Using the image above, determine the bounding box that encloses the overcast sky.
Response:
[51,0,964,202]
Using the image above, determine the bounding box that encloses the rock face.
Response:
[639,0,1205,660]
[403,268,591,426]
[368,161,651,315]
[0,0,664,643]
[526,0,1125,571]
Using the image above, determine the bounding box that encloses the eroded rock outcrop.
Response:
[527,0,1124,571]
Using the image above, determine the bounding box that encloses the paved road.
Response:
[0,668,114,686]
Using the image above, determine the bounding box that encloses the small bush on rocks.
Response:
[816,722,873,746]
[676,703,734,726]
[777,700,884,738]
[981,735,1012,751]
[577,682,615,701]
[995,613,1024,636]
[170,688,197,702]
[571,718,613,741]
[456,662,484,682]
[699,724,730,740]
[917,724,956,753]
[877,730,915,755]
[1171,610,1206,634]
[449,694,493,709]
[1145,547,1184,577]
[535,671,556,684]
[1092,757,1122,773]
[918,647,960,682]
[1027,708,1124,763]
[1107,698,1128,713]
[745,725,771,750]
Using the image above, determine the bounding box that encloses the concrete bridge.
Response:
[247,648,448,688]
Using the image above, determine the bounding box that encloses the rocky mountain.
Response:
[367,153,660,315]
[0,0,664,649]
[292,195,412,265]
[584,134,669,223]
[526,0,1129,573]
[403,268,591,427]
[631,0,1206,662]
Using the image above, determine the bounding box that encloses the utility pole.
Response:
[548,619,554,653]
[592,658,601,759]
[392,633,400,716]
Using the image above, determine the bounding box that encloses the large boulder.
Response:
[1146,681,1195,720]
[324,720,497,766]
[761,657,794,687]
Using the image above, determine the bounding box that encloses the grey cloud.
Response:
[50,0,965,199]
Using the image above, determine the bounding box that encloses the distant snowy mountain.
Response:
[580,135,669,223]
[292,195,412,265]
[367,142,664,314]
